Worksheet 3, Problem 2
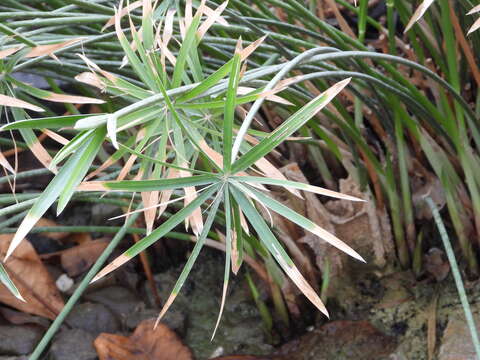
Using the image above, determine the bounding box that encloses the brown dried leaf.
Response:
[0,46,22,59]
[25,38,84,59]
[179,164,203,237]
[42,129,69,146]
[157,168,178,218]
[75,72,106,90]
[468,17,480,35]
[29,137,58,173]
[468,4,480,14]
[102,0,142,31]
[0,234,64,320]
[61,239,109,277]
[405,0,435,33]
[44,92,104,104]
[141,190,159,235]
[0,94,44,112]
[94,319,193,360]
[0,150,14,174]
[197,1,228,40]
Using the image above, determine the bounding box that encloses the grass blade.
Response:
[0,94,43,112]
[223,42,242,172]
[233,176,364,202]
[232,78,351,174]
[84,174,219,192]
[155,184,223,327]
[5,128,105,260]
[0,262,24,301]
[230,185,329,317]
[236,182,365,262]
[91,183,220,282]
[426,197,480,358]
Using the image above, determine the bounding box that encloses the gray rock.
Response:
[50,329,96,360]
[0,357,28,360]
[66,302,119,337]
[145,250,273,359]
[84,286,140,319]
[0,325,43,355]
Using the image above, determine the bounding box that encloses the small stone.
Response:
[50,329,96,360]
[56,274,74,293]
[65,302,120,337]
[0,325,43,356]
[84,286,140,318]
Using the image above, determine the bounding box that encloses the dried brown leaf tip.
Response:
[404,0,435,33]
[0,46,23,59]
[25,38,84,61]
[0,94,44,112]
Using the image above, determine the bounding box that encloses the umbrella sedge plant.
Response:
[0,0,364,339]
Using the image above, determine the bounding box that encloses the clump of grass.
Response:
[1,1,365,356]
[1,0,480,356]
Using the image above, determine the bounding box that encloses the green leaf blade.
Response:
[232,78,351,174]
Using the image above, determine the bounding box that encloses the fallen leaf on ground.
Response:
[94,319,193,360]
[61,239,109,277]
[0,234,64,320]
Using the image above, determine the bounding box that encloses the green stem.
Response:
[28,209,142,360]
[426,197,480,359]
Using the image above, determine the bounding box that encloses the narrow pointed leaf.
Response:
[7,76,104,104]
[0,46,22,59]
[57,127,106,214]
[234,176,365,202]
[404,0,435,33]
[92,183,220,282]
[0,94,43,112]
[224,47,242,171]
[236,183,365,262]
[1,114,90,131]
[155,187,223,326]
[468,18,480,35]
[5,128,104,260]
[232,78,351,174]
[91,174,219,192]
[230,186,329,317]
[171,9,202,87]
[0,263,24,301]
[212,184,232,339]
[25,38,84,58]
[0,151,14,174]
